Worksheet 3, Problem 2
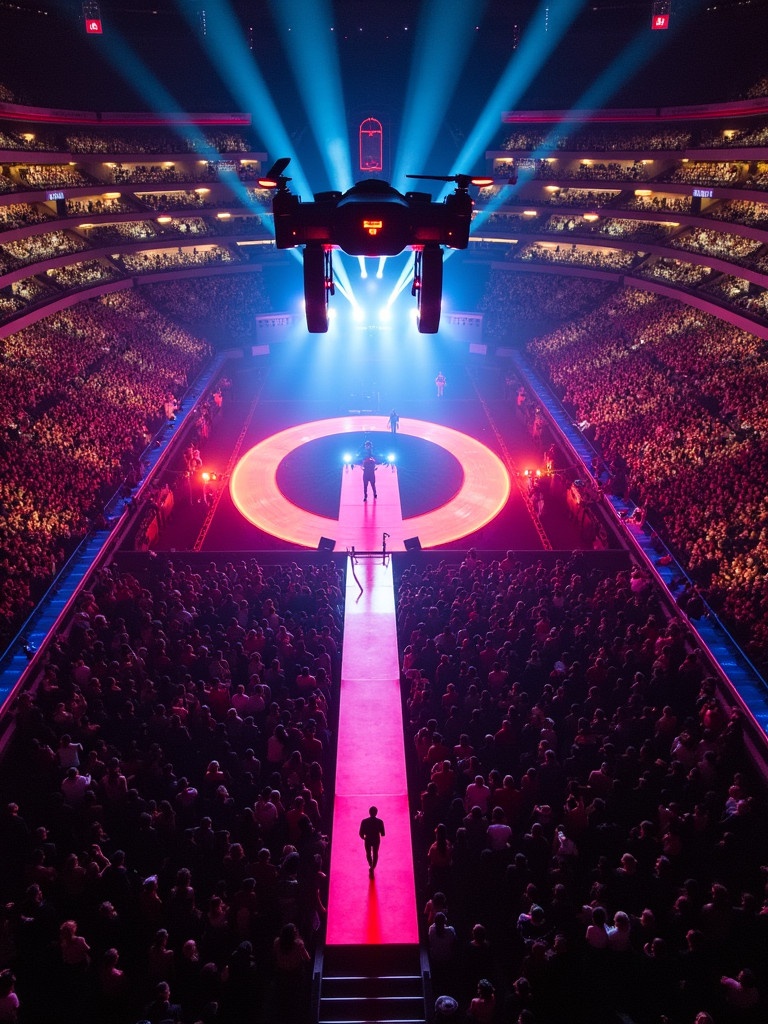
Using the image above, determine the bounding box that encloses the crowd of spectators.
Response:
[138,192,229,212]
[0,230,90,274]
[745,163,768,190]
[479,273,614,340]
[745,76,768,98]
[705,199,768,228]
[45,260,121,290]
[0,202,53,230]
[62,128,256,155]
[514,243,639,272]
[662,162,744,187]
[624,194,692,214]
[0,553,341,1023]
[397,549,766,1023]
[539,216,675,244]
[501,125,692,153]
[668,228,763,266]
[700,275,753,303]
[116,247,237,274]
[527,286,768,664]
[0,290,210,650]
[141,274,272,339]
[635,259,713,288]
[66,197,136,217]
[702,124,768,148]
[110,165,219,187]
[15,165,96,189]
[542,189,621,209]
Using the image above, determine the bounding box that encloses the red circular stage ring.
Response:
[229,416,510,549]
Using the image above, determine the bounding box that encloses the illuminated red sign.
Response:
[85,17,103,33]
[651,13,669,29]
[363,219,383,236]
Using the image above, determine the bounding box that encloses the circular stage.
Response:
[229,416,511,550]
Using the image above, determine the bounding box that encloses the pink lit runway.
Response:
[325,555,419,946]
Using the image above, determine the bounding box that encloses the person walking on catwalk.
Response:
[388,409,399,434]
[435,371,446,398]
[359,806,385,877]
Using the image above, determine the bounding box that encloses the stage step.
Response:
[318,945,427,1024]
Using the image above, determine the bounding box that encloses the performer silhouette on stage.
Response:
[359,806,385,877]
[361,441,378,502]
[388,409,400,434]
[435,371,446,398]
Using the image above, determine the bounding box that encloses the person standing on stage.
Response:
[359,806,385,877]
[362,441,378,502]
[435,372,446,398]
[388,409,400,434]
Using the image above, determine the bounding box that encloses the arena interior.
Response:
[2,1,768,1023]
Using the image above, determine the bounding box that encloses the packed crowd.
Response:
[539,216,675,244]
[62,128,256,155]
[541,189,621,209]
[138,192,226,212]
[514,243,638,272]
[635,259,713,287]
[704,199,768,228]
[501,125,692,152]
[527,286,768,664]
[15,165,95,189]
[0,291,210,650]
[662,162,744,187]
[397,549,765,1024]
[745,163,768,190]
[0,553,341,1023]
[141,274,272,340]
[110,165,219,187]
[116,248,237,274]
[668,229,763,266]
[699,123,768,149]
[624,194,692,214]
[534,162,646,183]
[45,260,121,290]
[66,197,137,217]
[0,230,90,274]
[0,203,52,230]
[479,273,614,340]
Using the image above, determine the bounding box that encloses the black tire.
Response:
[304,244,329,333]
[417,244,442,334]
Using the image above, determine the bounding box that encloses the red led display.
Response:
[651,13,669,29]
[85,17,103,33]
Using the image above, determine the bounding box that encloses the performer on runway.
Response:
[359,806,385,877]
[388,410,400,434]
[361,441,378,502]
[435,372,446,398]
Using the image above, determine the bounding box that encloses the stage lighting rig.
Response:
[258,159,492,334]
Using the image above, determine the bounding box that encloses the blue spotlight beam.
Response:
[470,7,694,237]
[449,0,587,186]
[392,0,488,191]
[174,0,312,201]
[268,0,353,193]
[82,26,268,217]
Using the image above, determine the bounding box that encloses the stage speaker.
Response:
[317,537,336,552]
[404,536,422,551]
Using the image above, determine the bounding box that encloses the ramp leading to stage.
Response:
[325,555,418,946]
